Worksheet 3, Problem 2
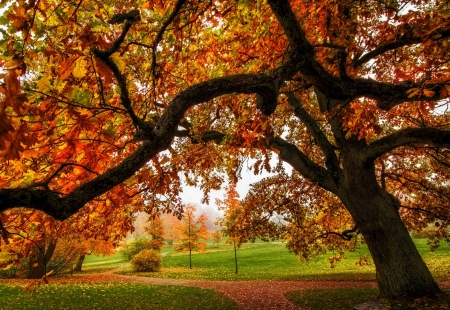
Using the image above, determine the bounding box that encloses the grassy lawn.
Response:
[0,282,239,310]
[2,237,449,310]
[81,252,129,274]
[285,288,450,310]
[112,238,450,282]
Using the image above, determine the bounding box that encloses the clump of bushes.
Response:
[131,249,162,272]
[121,238,153,260]
[411,226,448,239]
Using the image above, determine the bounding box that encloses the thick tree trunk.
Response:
[27,240,57,279]
[73,253,86,272]
[340,159,441,298]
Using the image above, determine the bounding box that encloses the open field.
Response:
[111,238,450,282]
[1,238,449,310]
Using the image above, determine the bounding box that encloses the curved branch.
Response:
[400,205,449,222]
[267,0,450,111]
[267,0,347,98]
[269,137,338,194]
[287,94,341,174]
[0,70,293,219]
[96,10,141,58]
[92,10,147,131]
[362,128,450,163]
[151,0,187,78]
[313,226,358,242]
[352,27,450,67]
[92,53,145,129]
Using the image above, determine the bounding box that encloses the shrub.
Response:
[121,238,152,260]
[411,226,448,239]
[131,249,162,272]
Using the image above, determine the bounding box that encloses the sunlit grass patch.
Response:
[87,238,449,283]
[79,252,128,274]
[0,282,239,310]
[118,242,377,281]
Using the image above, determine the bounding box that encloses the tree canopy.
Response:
[0,0,449,299]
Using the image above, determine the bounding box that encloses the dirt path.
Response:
[68,272,380,310]
[3,270,450,310]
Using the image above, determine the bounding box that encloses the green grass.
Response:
[79,252,128,274]
[111,238,450,282]
[118,241,377,281]
[0,282,239,310]
[411,238,450,281]
[285,288,450,310]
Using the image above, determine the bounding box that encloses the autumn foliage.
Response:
[130,249,162,272]
[174,205,210,254]
[0,0,449,299]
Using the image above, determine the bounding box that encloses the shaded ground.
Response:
[2,270,450,310]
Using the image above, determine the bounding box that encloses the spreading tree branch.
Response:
[269,137,338,194]
[267,0,449,110]
[352,27,450,67]
[0,70,294,219]
[313,226,358,242]
[287,94,341,174]
[92,10,146,131]
[362,127,450,163]
[151,0,187,78]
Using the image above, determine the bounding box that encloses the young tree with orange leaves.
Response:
[174,205,210,269]
[211,230,222,247]
[0,0,449,298]
[216,184,244,274]
[145,211,166,251]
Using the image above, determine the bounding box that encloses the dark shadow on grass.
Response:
[285,288,450,310]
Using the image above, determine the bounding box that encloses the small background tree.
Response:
[161,213,181,245]
[174,205,210,269]
[216,184,244,274]
[144,211,165,251]
[211,230,222,247]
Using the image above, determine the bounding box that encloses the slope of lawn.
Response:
[112,238,450,282]
[0,282,239,310]
[80,252,128,274]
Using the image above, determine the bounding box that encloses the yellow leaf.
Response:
[73,57,88,78]
[45,270,54,277]
[36,74,52,92]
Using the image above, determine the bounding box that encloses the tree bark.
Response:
[27,240,57,279]
[339,155,441,298]
[73,253,86,272]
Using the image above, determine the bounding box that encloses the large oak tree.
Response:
[0,0,449,298]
